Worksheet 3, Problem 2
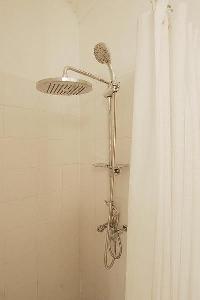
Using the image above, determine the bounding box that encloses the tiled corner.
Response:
[0,107,4,138]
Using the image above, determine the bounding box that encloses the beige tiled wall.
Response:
[0,1,80,299]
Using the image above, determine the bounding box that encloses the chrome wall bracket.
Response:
[103,82,120,98]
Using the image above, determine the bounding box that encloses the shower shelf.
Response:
[93,163,129,174]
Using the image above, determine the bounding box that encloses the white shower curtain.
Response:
[126,1,200,299]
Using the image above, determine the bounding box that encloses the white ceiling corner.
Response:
[66,0,79,13]
[66,0,97,20]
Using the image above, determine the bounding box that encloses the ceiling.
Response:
[66,0,96,20]
[66,0,79,12]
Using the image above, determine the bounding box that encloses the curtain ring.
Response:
[167,4,173,13]
[150,1,173,13]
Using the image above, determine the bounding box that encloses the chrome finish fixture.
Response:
[94,42,111,65]
[103,82,119,98]
[97,222,127,234]
[94,42,116,82]
[93,163,129,175]
[36,77,92,96]
[35,42,127,270]
[36,65,109,96]
[62,65,110,85]
[94,62,127,269]
[101,89,124,269]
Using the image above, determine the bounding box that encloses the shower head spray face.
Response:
[36,77,92,96]
[94,42,111,65]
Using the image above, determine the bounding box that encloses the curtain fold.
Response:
[126,2,200,299]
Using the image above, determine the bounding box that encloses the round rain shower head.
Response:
[36,77,92,96]
[94,42,111,65]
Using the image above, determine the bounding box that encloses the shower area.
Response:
[0,0,135,299]
[2,0,200,299]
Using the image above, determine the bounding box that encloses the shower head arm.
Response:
[62,66,110,85]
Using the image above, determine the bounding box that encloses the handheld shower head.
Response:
[94,42,115,82]
[94,43,111,65]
